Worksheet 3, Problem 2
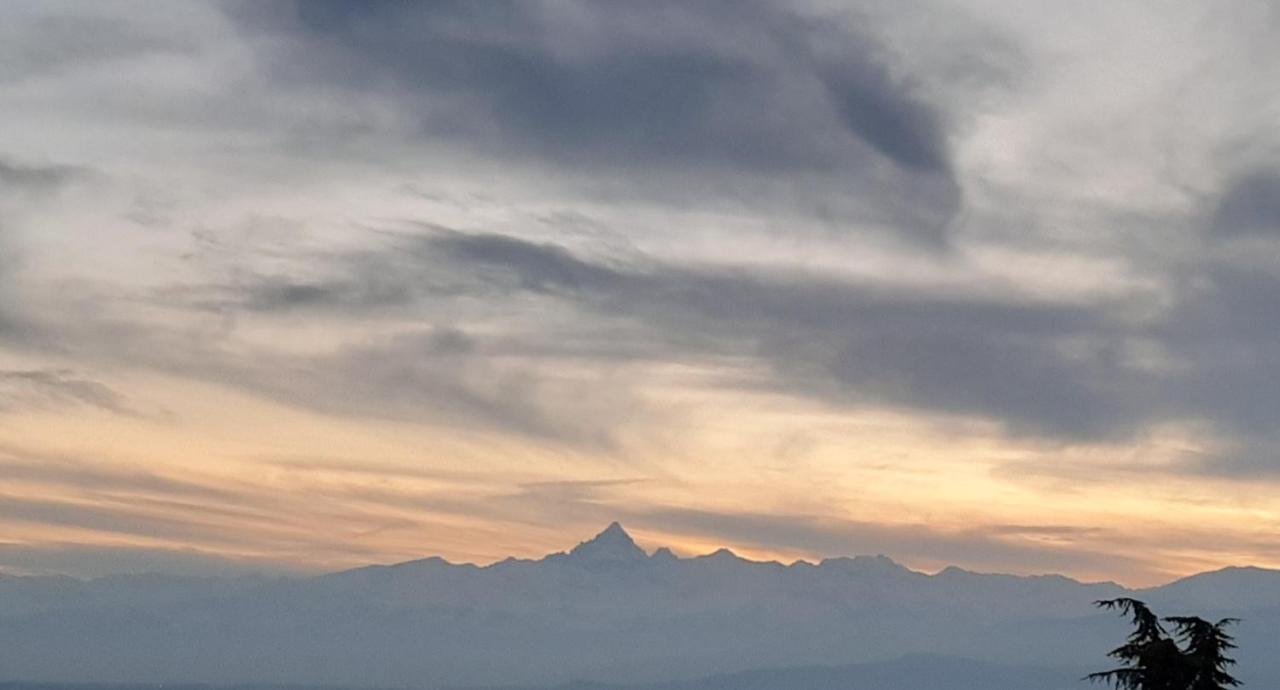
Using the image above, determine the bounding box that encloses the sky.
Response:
[1,1,1279,587]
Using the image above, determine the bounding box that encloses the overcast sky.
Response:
[2,0,1279,586]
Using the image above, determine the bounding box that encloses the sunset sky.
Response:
[3,1,1280,587]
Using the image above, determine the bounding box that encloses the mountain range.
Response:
[3,523,1278,689]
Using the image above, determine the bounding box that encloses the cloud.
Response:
[5,0,1280,581]
[211,327,641,447]
[0,443,1247,584]
[816,52,951,174]
[1210,170,1280,238]
[414,230,1158,440]
[0,494,260,549]
[0,156,90,338]
[228,0,969,244]
[0,542,305,579]
[223,327,639,447]
[620,506,1151,578]
[0,4,181,83]
[245,1,955,171]
[0,448,486,573]
[0,445,242,501]
[259,225,1280,459]
[0,158,81,195]
[468,478,1158,578]
[137,225,1149,441]
[0,368,136,416]
[148,227,1166,442]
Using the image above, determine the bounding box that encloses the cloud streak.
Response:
[0,369,136,417]
[2,0,1280,582]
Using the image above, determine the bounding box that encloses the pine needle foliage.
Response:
[1087,599,1241,690]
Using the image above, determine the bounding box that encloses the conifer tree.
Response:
[1166,615,1240,689]
[1087,598,1241,690]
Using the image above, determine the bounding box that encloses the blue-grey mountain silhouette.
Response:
[2,524,1277,689]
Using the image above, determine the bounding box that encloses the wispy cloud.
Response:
[0,0,1279,582]
[0,369,137,416]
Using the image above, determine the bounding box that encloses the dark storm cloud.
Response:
[229,0,964,243]
[1210,170,1280,238]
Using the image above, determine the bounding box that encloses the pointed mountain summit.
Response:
[565,522,647,564]
[651,546,679,563]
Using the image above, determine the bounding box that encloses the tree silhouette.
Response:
[1166,615,1241,689]
[1087,598,1240,690]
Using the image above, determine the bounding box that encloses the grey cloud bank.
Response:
[229,0,968,243]
[3,0,1280,592]
[3,0,1267,458]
